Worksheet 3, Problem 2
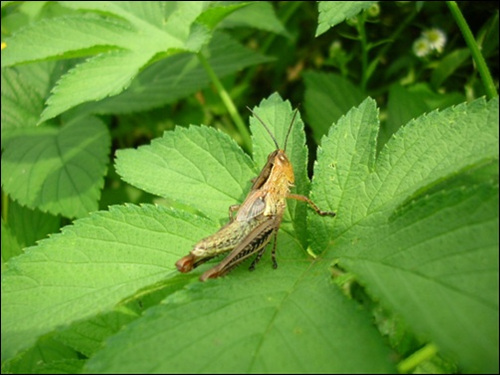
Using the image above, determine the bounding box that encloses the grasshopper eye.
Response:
[278,154,287,163]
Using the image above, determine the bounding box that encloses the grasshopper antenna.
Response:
[247,105,300,151]
[283,106,299,152]
[246,106,280,150]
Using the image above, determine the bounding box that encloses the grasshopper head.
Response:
[274,149,294,184]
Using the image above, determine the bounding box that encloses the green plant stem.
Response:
[447,1,497,99]
[198,52,252,152]
[357,15,369,92]
[397,343,439,373]
[366,9,417,84]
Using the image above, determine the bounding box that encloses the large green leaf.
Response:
[2,95,392,372]
[1,116,110,218]
[1,205,217,361]
[85,258,394,373]
[310,97,499,373]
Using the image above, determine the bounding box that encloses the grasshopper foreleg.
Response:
[287,194,336,217]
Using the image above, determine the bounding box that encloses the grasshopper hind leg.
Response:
[249,230,278,271]
[249,247,266,271]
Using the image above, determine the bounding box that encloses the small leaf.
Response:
[220,2,290,36]
[316,1,377,36]
[38,50,153,123]
[115,126,257,221]
[1,116,110,218]
[431,48,471,89]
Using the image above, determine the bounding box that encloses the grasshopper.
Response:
[176,106,335,281]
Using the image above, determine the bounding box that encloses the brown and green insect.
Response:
[176,106,335,281]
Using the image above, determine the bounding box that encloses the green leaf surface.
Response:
[1,116,111,218]
[1,204,217,361]
[1,64,50,143]
[2,199,60,264]
[311,97,498,249]
[383,83,465,149]
[1,220,22,270]
[309,97,499,373]
[115,125,257,221]
[304,71,365,142]
[316,1,377,36]
[85,258,394,373]
[55,309,139,358]
[220,2,289,36]
[83,32,273,115]
[2,335,80,374]
[38,50,153,123]
[1,15,136,66]
[340,183,498,373]
[3,94,497,372]
[2,2,245,123]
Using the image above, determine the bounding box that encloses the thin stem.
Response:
[357,15,369,92]
[366,9,417,83]
[447,1,497,99]
[198,52,252,152]
[397,343,439,373]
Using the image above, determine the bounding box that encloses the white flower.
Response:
[413,37,432,58]
[422,28,447,53]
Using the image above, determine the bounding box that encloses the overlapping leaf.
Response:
[1,116,110,218]
[1,2,250,123]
